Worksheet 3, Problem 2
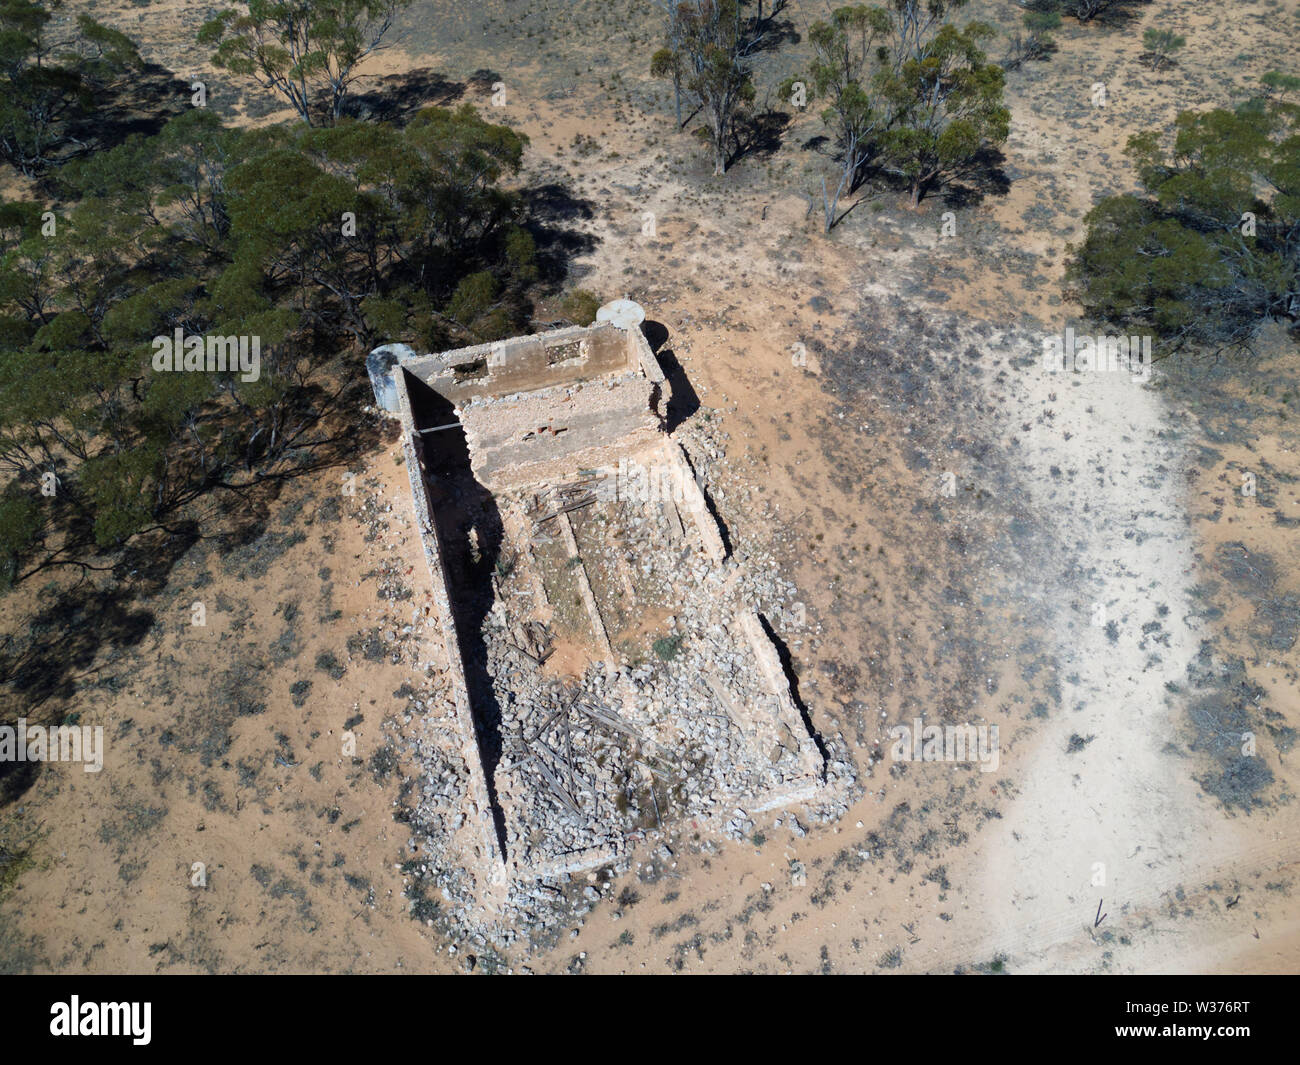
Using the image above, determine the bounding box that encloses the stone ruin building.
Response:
[368,305,827,899]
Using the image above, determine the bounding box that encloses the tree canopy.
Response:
[1069,83,1300,354]
[0,0,143,174]
[651,0,790,175]
[0,100,538,587]
[795,1,1009,219]
[199,0,413,125]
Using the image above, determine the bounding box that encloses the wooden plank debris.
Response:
[531,750,584,819]
[526,702,567,744]
[533,494,596,525]
[636,757,675,782]
[572,695,643,741]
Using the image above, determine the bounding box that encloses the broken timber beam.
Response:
[531,750,584,819]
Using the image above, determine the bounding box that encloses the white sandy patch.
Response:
[964,335,1261,972]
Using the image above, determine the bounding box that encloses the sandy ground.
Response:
[1,0,1296,974]
[956,328,1295,973]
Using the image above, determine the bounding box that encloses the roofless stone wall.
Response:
[372,317,825,896]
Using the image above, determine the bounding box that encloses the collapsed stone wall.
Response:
[391,367,506,880]
[457,373,663,493]
[483,472,826,873]
[402,323,637,402]
[380,318,824,891]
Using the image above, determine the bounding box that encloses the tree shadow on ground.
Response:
[344,69,466,123]
[0,372,385,810]
[746,10,801,55]
[935,145,1011,210]
[0,585,155,806]
[466,69,504,98]
[53,62,190,174]
[521,183,599,288]
[730,109,791,170]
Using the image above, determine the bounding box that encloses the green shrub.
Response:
[652,635,682,661]
[1143,27,1186,70]
[560,289,601,326]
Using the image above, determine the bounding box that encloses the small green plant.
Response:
[314,650,346,680]
[559,289,601,326]
[652,635,683,661]
[1022,9,1061,58]
[571,133,600,157]
[0,845,35,897]
[1261,70,1300,96]
[1143,27,1186,71]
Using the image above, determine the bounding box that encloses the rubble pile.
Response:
[476,483,829,870]
[374,317,860,950]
